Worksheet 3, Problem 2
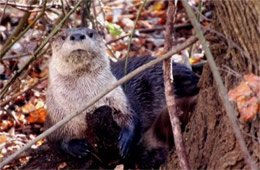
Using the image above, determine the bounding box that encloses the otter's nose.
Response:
[70,33,86,41]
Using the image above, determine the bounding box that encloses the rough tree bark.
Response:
[164,1,260,169]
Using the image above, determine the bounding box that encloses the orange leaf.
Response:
[27,107,47,124]
[0,134,7,144]
[150,0,166,11]
[28,13,37,25]
[189,58,202,64]
[0,120,13,131]
[228,74,260,122]
[155,47,165,56]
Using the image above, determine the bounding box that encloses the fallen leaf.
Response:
[107,22,122,36]
[58,162,67,170]
[228,74,260,122]
[189,58,202,64]
[150,0,166,11]
[0,134,7,144]
[115,164,124,170]
[27,107,47,124]
[21,101,35,113]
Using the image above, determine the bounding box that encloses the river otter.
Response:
[45,28,138,158]
[45,28,200,167]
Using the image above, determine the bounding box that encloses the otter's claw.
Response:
[119,127,134,158]
[61,139,90,158]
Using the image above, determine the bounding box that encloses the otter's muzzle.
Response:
[70,33,86,41]
[70,30,95,41]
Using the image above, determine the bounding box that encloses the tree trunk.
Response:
[164,0,260,169]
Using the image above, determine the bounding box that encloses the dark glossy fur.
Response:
[111,55,199,133]
[111,56,199,168]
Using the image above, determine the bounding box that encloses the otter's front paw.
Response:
[61,139,90,158]
[119,127,134,158]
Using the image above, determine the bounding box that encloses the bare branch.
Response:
[0,0,9,24]
[124,0,147,76]
[163,0,191,169]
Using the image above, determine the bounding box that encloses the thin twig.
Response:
[0,0,9,24]
[124,0,147,77]
[0,1,68,9]
[97,0,106,27]
[0,35,199,169]
[0,0,84,99]
[138,23,192,33]
[181,0,257,169]
[188,0,202,59]
[92,0,98,30]
[60,0,67,16]
[2,53,31,60]
[106,33,131,45]
[163,0,191,169]
[105,44,118,60]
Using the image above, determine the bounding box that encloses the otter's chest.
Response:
[51,76,117,113]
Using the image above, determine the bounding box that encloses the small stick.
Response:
[0,0,9,24]
[106,33,131,45]
[124,0,147,77]
[163,0,191,169]
[138,23,192,33]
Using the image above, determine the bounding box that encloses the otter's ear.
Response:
[97,30,105,38]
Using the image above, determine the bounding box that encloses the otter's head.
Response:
[50,28,108,75]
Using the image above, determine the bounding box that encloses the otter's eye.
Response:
[80,34,86,40]
[87,32,94,38]
[61,35,66,40]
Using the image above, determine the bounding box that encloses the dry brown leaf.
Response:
[228,74,260,122]
[0,120,13,131]
[58,162,68,170]
[112,42,128,52]
[189,58,202,64]
[27,107,47,124]
[0,134,7,144]
[28,12,38,25]
[21,101,35,113]
[150,0,166,11]
[115,164,124,170]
